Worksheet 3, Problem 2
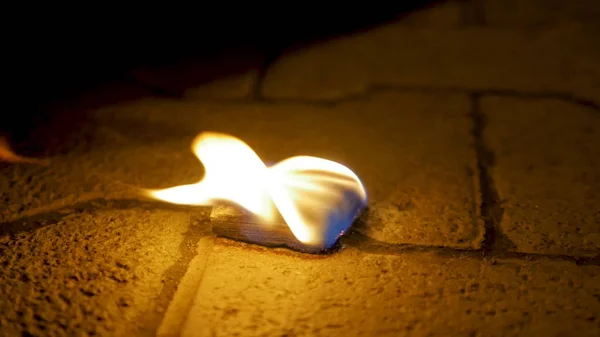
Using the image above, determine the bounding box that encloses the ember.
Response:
[145,132,367,253]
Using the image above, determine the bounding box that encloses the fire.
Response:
[0,136,48,165]
[146,132,367,246]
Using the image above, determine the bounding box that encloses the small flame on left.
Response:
[0,137,48,165]
[145,132,367,246]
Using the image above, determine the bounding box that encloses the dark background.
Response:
[6,2,439,105]
[3,2,440,154]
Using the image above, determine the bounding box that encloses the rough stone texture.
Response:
[181,241,600,337]
[4,1,600,336]
[261,23,600,103]
[0,112,211,335]
[1,90,481,335]
[0,209,193,336]
[482,97,600,257]
[0,136,203,225]
[482,0,600,26]
[96,92,481,249]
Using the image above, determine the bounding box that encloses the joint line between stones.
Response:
[251,85,600,112]
[469,93,509,254]
[345,231,600,266]
[252,45,287,101]
[2,199,597,266]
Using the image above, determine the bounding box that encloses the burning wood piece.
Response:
[211,205,312,252]
[145,132,368,254]
[211,190,366,254]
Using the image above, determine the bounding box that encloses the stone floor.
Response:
[1,0,599,336]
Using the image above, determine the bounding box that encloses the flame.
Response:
[0,136,48,165]
[146,132,367,246]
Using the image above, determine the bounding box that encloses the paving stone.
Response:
[482,0,600,27]
[96,92,481,248]
[0,107,215,335]
[180,241,600,337]
[0,209,194,336]
[0,136,203,225]
[1,88,480,335]
[482,97,600,257]
[261,23,600,103]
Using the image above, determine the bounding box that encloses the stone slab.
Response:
[0,109,216,336]
[482,97,600,257]
[261,23,600,103]
[180,240,600,337]
[0,209,193,336]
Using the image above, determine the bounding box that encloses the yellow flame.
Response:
[146,132,367,245]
